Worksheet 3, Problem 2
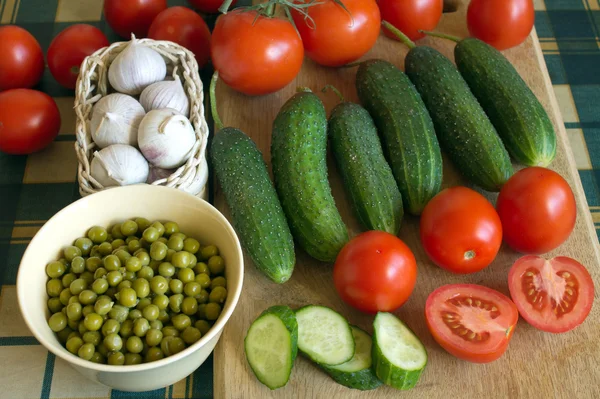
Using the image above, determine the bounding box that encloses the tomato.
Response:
[379,0,443,42]
[425,284,519,363]
[0,26,44,91]
[291,0,380,67]
[211,9,304,96]
[496,167,576,255]
[508,255,594,334]
[104,0,167,38]
[47,25,109,90]
[467,0,534,50]
[187,0,237,14]
[420,187,502,274]
[333,231,417,313]
[0,89,61,155]
[148,6,211,68]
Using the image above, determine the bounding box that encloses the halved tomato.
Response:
[425,284,518,363]
[508,255,594,334]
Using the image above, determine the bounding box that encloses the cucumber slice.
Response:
[244,306,298,390]
[372,312,427,390]
[321,326,383,390]
[296,305,354,366]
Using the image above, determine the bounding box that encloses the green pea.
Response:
[83,258,100,274]
[172,314,192,331]
[209,286,227,304]
[123,271,136,281]
[142,328,162,347]
[67,331,81,341]
[157,237,168,244]
[161,221,177,236]
[77,343,95,360]
[136,251,150,266]
[178,268,195,284]
[105,287,117,299]
[78,322,88,335]
[89,247,101,258]
[90,351,106,364]
[150,276,169,295]
[68,295,80,305]
[118,280,132,291]
[68,258,84,276]
[122,258,141,275]
[149,259,161,272]
[150,242,168,261]
[79,290,97,305]
[170,232,186,240]
[66,336,84,354]
[161,336,185,356]
[139,238,151,250]
[183,238,200,254]
[135,298,150,312]
[167,236,184,252]
[195,273,211,289]
[132,278,150,299]
[164,249,175,263]
[102,318,120,336]
[102,255,119,271]
[57,327,74,344]
[119,220,138,237]
[183,282,201,297]
[108,351,125,365]
[131,217,148,231]
[181,326,202,345]
[211,276,227,289]
[188,254,197,268]
[94,267,108,280]
[73,237,93,256]
[193,262,210,276]
[117,287,137,307]
[208,256,225,275]
[94,296,114,316]
[64,245,82,262]
[195,320,212,335]
[80,271,94,285]
[133,318,150,337]
[48,297,63,314]
[122,353,141,365]
[82,304,94,317]
[105,271,122,287]
[67,318,79,330]
[47,279,64,297]
[126,336,144,354]
[128,309,143,320]
[196,289,209,304]
[150,319,163,330]
[109,305,129,323]
[120,319,134,338]
[83,313,103,331]
[181,297,198,316]
[158,262,175,278]
[162,326,180,338]
[90,279,107,296]
[143,227,160,243]
[171,251,191,269]
[107,223,122,240]
[98,241,113,256]
[61,273,77,289]
[48,312,67,332]
[145,347,164,362]
[137,266,154,280]
[116,250,131,265]
[169,279,183,294]
[153,295,169,310]
[197,304,207,319]
[169,294,184,313]
[46,261,66,278]
[142,304,160,321]
[59,288,73,306]
[158,309,170,324]
[83,330,102,346]
[205,303,221,321]
[200,245,218,260]
[66,302,83,321]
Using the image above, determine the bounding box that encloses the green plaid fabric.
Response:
[0,0,598,398]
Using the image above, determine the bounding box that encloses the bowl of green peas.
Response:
[16,185,244,392]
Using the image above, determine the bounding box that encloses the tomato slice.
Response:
[425,284,518,363]
[508,255,594,333]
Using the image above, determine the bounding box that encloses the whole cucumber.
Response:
[271,90,349,262]
[328,100,404,235]
[356,59,443,215]
[455,38,556,167]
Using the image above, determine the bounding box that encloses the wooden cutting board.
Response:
[212,1,600,398]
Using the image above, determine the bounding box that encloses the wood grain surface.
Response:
[213,1,600,398]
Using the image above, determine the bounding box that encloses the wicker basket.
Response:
[74,36,210,199]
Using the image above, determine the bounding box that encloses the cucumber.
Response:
[271,90,349,262]
[321,326,383,391]
[244,306,298,390]
[454,38,556,167]
[295,305,354,366]
[209,72,295,283]
[372,312,427,391]
[355,59,442,215]
[328,99,404,234]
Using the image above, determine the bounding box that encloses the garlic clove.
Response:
[90,93,146,149]
[108,37,167,95]
[90,144,149,187]
[140,75,190,117]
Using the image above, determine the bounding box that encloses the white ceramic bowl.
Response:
[17,185,243,392]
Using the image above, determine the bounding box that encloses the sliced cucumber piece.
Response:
[296,305,354,366]
[372,312,427,390]
[321,326,383,390]
[244,306,298,390]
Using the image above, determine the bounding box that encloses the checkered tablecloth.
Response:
[1,0,599,398]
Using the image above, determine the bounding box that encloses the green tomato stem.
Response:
[322,85,344,103]
[210,71,225,131]
[218,0,235,14]
[420,30,462,43]
[382,20,416,49]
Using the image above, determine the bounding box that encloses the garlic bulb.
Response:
[138,108,196,169]
[140,75,190,116]
[90,144,149,187]
[108,38,167,95]
[90,93,146,148]
[147,166,176,184]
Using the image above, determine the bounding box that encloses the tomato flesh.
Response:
[508,255,594,333]
[426,284,518,363]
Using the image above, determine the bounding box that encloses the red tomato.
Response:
[187,0,237,14]
[420,187,502,274]
[47,25,109,90]
[333,231,417,313]
[148,6,211,68]
[211,9,304,96]
[0,89,61,155]
[104,0,167,38]
[508,255,594,333]
[496,167,576,254]
[426,284,519,363]
[467,0,534,50]
[379,0,443,41]
[291,0,381,67]
[0,26,44,91]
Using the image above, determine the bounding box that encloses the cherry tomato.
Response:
[148,6,211,68]
[496,167,576,255]
[211,9,304,96]
[333,231,417,314]
[379,0,443,42]
[0,89,61,155]
[104,0,167,38]
[420,187,502,274]
[187,0,237,14]
[291,0,380,67]
[467,0,534,50]
[508,255,594,334]
[0,26,44,91]
[426,284,518,363]
[47,25,109,90]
